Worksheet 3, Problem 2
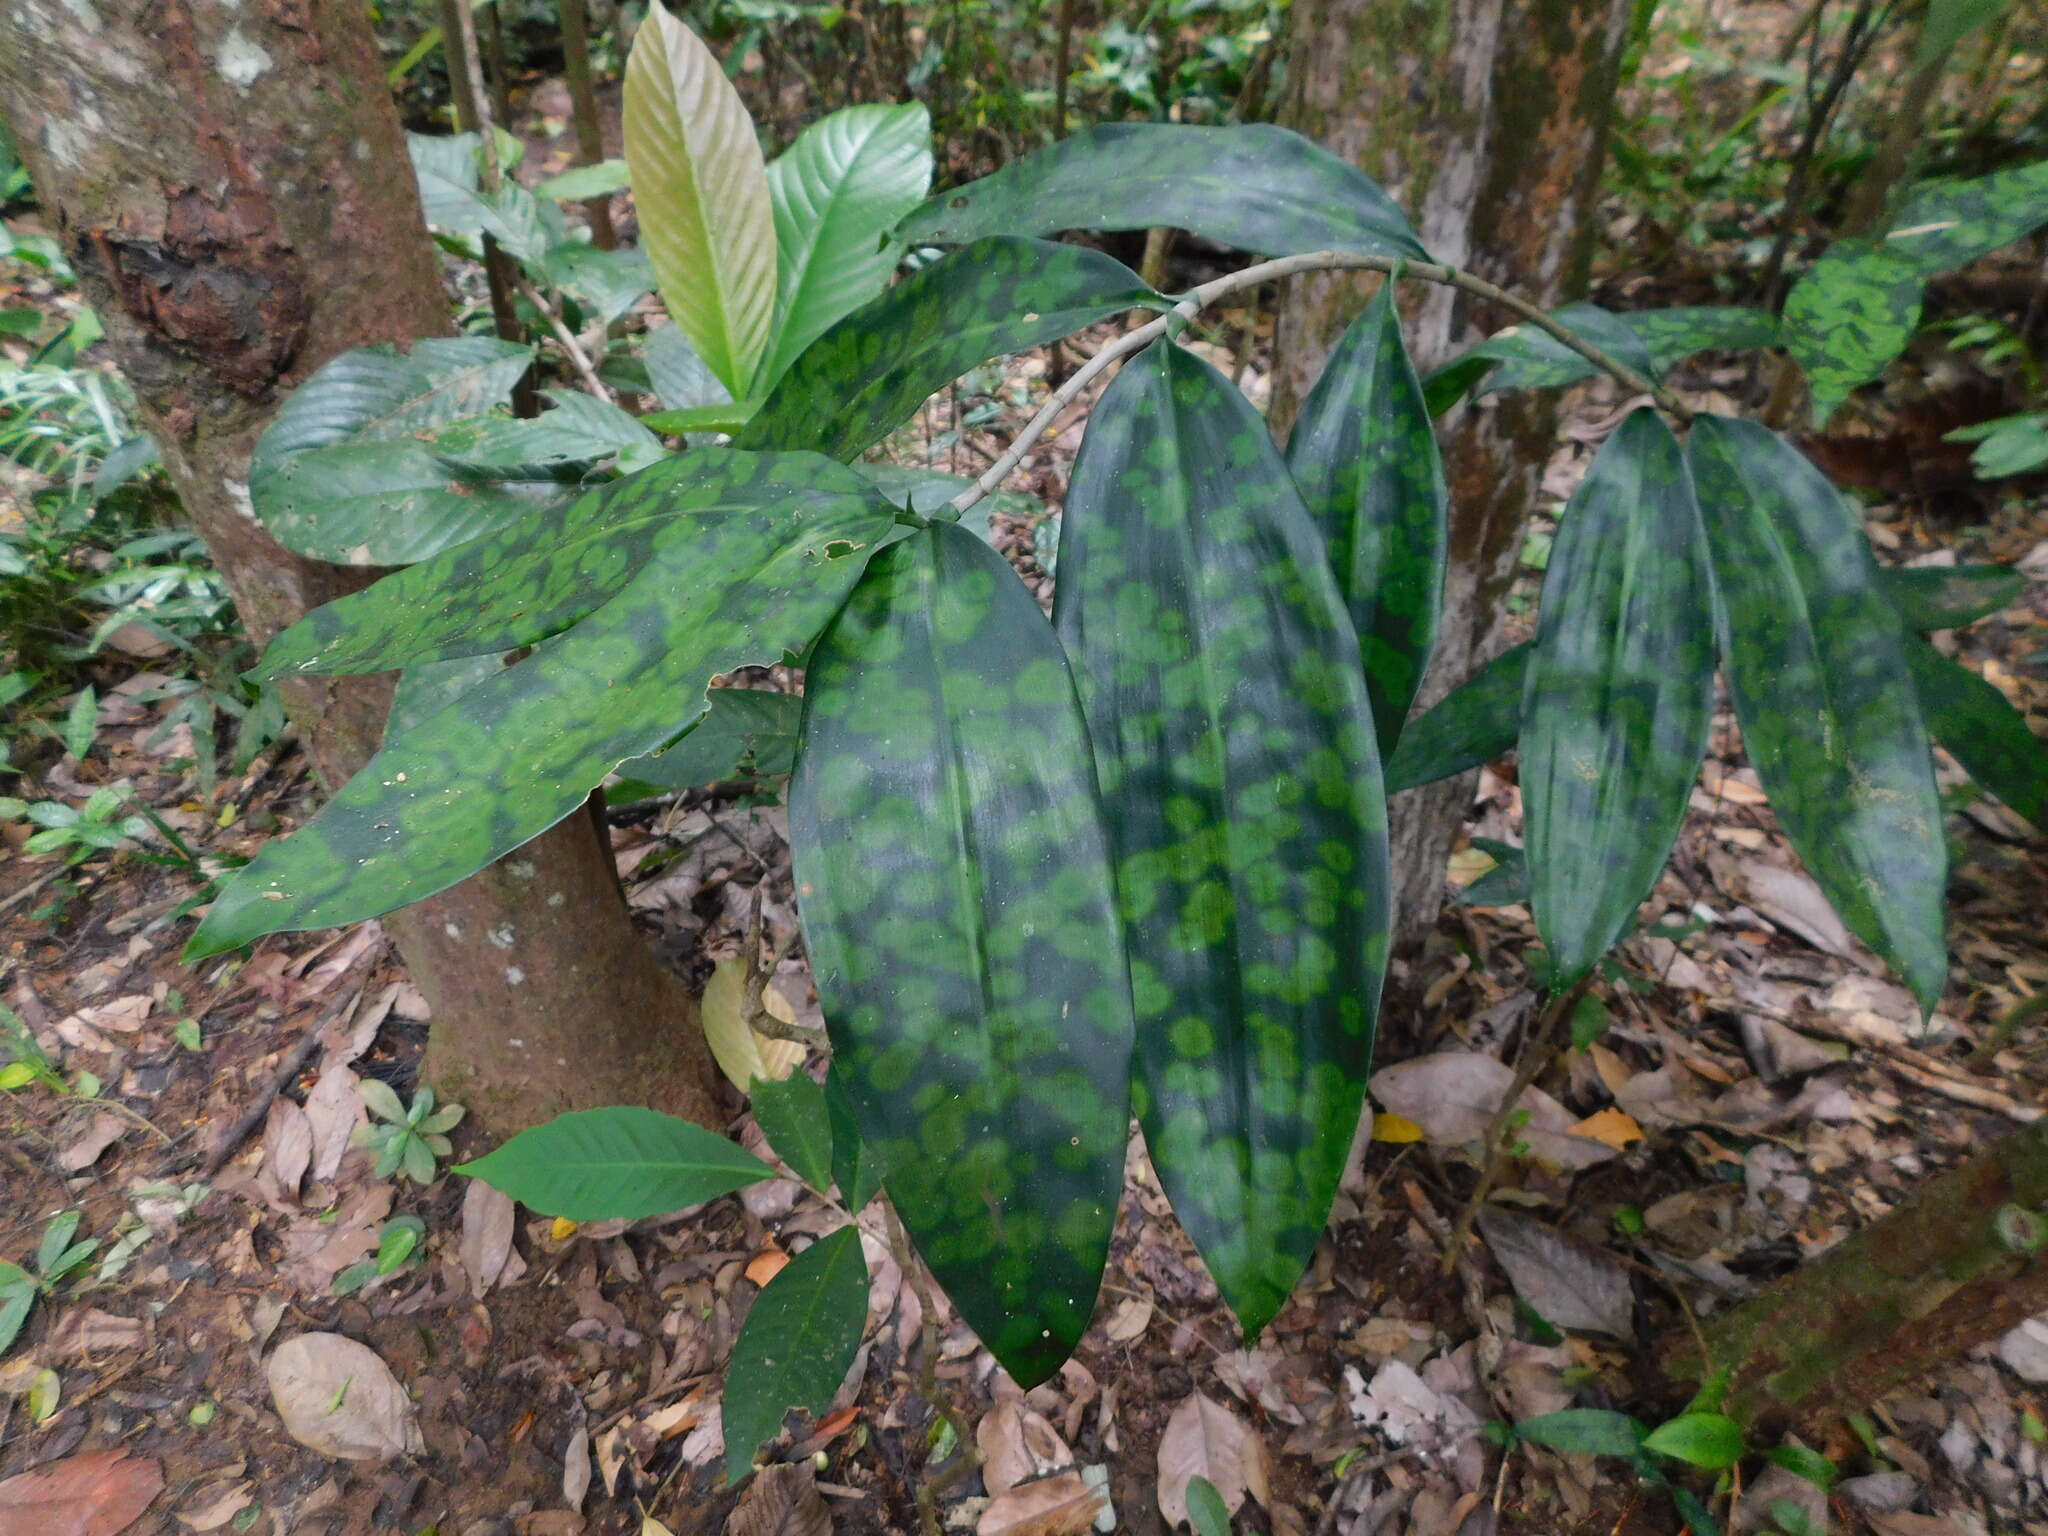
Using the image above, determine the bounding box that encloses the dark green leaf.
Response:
[791,524,1133,1387]
[538,244,654,327]
[1879,562,2027,629]
[1513,1409,1648,1458]
[1782,241,1925,422]
[1766,1444,1839,1491]
[1382,643,1529,794]
[189,457,899,956]
[739,237,1162,460]
[1915,0,2010,68]
[433,391,666,476]
[1454,843,1530,908]
[723,1226,868,1482]
[1423,303,1657,410]
[750,1072,835,1193]
[1883,157,2048,277]
[534,159,632,201]
[825,1069,881,1212]
[762,101,933,391]
[36,1212,79,1277]
[455,1107,772,1220]
[1621,306,1782,372]
[1523,411,1714,989]
[1284,285,1447,753]
[1944,411,2048,480]
[896,123,1424,259]
[1053,342,1388,1337]
[617,687,800,790]
[1908,638,2048,826]
[388,653,513,740]
[91,434,159,503]
[1667,1485,1724,1536]
[1689,416,1948,1013]
[0,1272,33,1356]
[1186,1476,1232,1536]
[1643,1412,1745,1470]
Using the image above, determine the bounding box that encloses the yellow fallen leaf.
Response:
[744,1246,789,1286]
[1372,1112,1425,1143]
[642,1520,677,1536]
[1568,1107,1644,1151]
[1589,1042,1632,1098]
[701,957,805,1091]
[550,1216,579,1242]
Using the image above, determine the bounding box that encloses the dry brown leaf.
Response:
[174,1480,253,1532]
[1369,1053,1616,1170]
[1155,1393,1269,1527]
[562,1425,592,1513]
[55,1112,126,1173]
[1566,1107,1644,1151]
[0,1448,163,1536]
[1475,1206,1633,1337]
[301,1065,363,1183]
[265,1333,424,1462]
[263,1099,314,1196]
[978,1399,1074,1498]
[724,1461,831,1536]
[1101,1295,1152,1343]
[744,1247,790,1287]
[978,1470,1109,1536]
[50,1309,146,1359]
[461,1178,518,1297]
[1707,852,1858,959]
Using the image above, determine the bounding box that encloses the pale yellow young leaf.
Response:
[623,4,775,397]
[701,956,804,1092]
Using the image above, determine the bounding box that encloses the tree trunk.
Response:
[1683,1116,2048,1431]
[0,0,720,1137]
[1273,0,1631,968]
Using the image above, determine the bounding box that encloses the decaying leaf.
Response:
[461,1177,519,1296]
[724,1461,832,1536]
[265,1332,425,1462]
[174,1479,254,1532]
[702,957,805,1092]
[978,1468,1112,1536]
[563,1425,592,1513]
[0,1447,164,1536]
[263,1098,314,1196]
[1475,1206,1634,1338]
[1369,1053,1617,1170]
[978,1397,1075,1498]
[1155,1394,1270,1528]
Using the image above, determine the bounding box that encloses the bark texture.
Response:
[1691,1116,2048,1430]
[1274,0,1631,965]
[0,0,719,1135]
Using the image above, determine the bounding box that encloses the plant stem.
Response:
[948,248,1690,516]
[1438,970,1599,1276]
[558,0,617,250]
[512,272,615,402]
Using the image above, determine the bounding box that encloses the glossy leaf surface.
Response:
[458,1107,773,1220]
[1423,305,1777,414]
[763,102,933,391]
[1284,285,1446,752]
[1883,158,2048,277]
[1522,411,1714,988]
[1908,639,2048,826]
[750,1072,834,1193]
[723,1227,868,1482]
[825,1070,881,1212]
[1783,242,1924,421]
[191,458,898,956]
[617,687,800,790]
[1054,342,1388,1336]
[624,3,776,396]
[790,523,1133,1386]
[896,124,1424,260]
[1689,416,1947,1012]
[740,237,1160,460]
[1381,643,1528,794]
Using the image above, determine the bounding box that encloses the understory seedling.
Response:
[0,1210,98,1355]
[355,1081,465,1185]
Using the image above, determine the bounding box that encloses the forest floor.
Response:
[7,36,2048,1536]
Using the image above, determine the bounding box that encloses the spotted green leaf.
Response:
[188,457,900,958]
[251,338,544,565]
[1908,639,2048,827]
[1382,643,1529,794]
[762,102,934,392]
[625,2,776,397]
[825,1069,881,1212]
[1522,411,1714,989]
[1880,562,2026,630]
[790,523,1133,1387]
[617,687,800,791]
[1783,241,1926,422]
[1053,342,1388,1337]
[1689,416,1947,1013]
[1284,285,1447,753]
[1882,157,2048,278]
[723,1227,868,1482]
[895,123,1424,260]
[750,1071,834,1193]
[739,237,1161,460]
[456,1106,774,1220]
[435,390,666,475]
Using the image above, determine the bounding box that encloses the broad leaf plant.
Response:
[179,2,2048,1483]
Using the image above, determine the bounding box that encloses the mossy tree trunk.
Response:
[1689,1115,2048,1429]
[1273,0,1632,962]
[0,0,720,1137]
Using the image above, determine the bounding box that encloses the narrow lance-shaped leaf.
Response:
[1382,643,1529,794]
[1882,157,2048,278]
[1054,342,1389,1337]
[739,237,1162,460]
[1689,415,1948,1013]
[750,1071,834,1193]
[1521,410,1715,989]
[1907,639,2048,827]
[1879,562,2026,630]
[616,687,800,792]
[790,523,1134,1387]
[624,3,777,397]
[456,1107,774,1221]
[722,1227,869,1483]
[896,123,1424,260]
[1284,285,1447,753]
[762,102,933,392]
[188,461,901,957]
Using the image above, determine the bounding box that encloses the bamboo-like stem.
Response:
[948,247,1690,516]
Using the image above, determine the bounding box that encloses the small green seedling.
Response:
[0,785,154,865]
[334,1216,428,1295]
[0,1209,100,1354]
[355,1082,464,1184]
